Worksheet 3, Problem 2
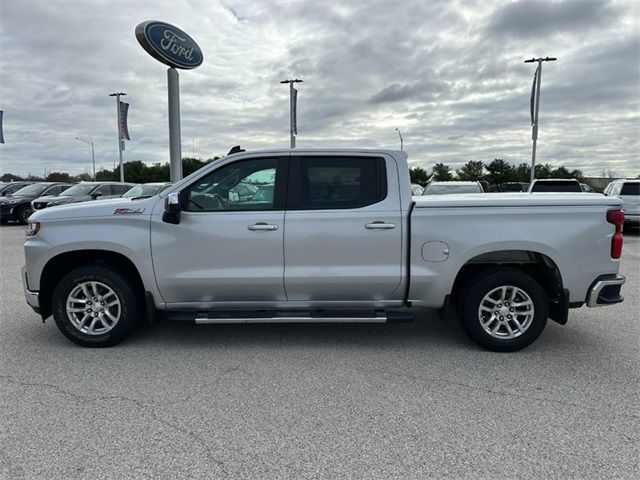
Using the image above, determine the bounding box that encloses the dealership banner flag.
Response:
[119,101,131,140]
[0,110,4,144]
[292,88,298,135]
[530,66,539,126]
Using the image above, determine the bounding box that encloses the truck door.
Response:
[283,155,403,301]
[151,156,288,306]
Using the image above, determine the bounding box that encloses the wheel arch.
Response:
[449,249,567,324]
[39,250,146,319]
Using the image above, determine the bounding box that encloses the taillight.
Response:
[606,209,624,259]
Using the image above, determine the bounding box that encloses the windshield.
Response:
[11,184,51,197]
[424,184,482,195]
[122,184,165,198]
[60,184,97,196]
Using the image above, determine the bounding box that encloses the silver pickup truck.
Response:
[22,149,626,351]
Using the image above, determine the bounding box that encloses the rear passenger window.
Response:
[620,183,639,195]
[292,157,387,209]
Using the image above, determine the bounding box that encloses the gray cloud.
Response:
[486,0,618,38]
[0,0,638,178]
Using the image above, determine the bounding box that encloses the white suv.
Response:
[605,179,639,226]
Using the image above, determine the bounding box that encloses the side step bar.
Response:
[168,310,414,324]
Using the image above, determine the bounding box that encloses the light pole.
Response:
[280,79,303,148]
[109,92,126,182]
[395,128,404,151]
[524,57,556,184]
[75,137,95,180]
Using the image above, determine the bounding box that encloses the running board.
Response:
[168,310,414,324]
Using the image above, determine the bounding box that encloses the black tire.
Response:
[456,267,548,352]
[52,264,140,347]
[17,205,33,225]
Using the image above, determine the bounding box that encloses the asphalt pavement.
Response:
[0,224,638,479]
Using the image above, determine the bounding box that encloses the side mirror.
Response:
[91,191,103,199]
[162,192,181,224]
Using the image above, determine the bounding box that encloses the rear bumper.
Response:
[21,266,40,313]
[586,274,625,307]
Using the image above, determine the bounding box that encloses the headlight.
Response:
[25,222,41,237]
[8,199,21,204]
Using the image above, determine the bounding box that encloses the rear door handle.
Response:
[365,221,396,230]
[248,223,279,231]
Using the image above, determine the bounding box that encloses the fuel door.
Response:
[422,241,450,263]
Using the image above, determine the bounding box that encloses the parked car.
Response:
[0,181,34,197]
[0,182,71,224]
[423,181,484,195]
[500,182,529,192]
[32,181,134,210]
[604,179,639,227]
[122,183,172,200]
[411,184,425,196]
[24,149,625,352]
[528,178,582,193]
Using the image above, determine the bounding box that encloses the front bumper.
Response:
[21,266,40,313]
[586,274,625,307]
[0,204,18,221]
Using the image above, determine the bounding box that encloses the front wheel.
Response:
[52,264,140,347]
[457,268,548,352]
[17,205,33,225]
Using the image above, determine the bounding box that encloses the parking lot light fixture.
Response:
[75,136,96,181]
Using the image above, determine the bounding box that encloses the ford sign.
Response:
[135,21,203,70]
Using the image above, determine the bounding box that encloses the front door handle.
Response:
[365,221,396,230]
[248,223,279,231]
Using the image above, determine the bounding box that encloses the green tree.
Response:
[513,163,530,183]
[74,173,92,182]
[456,160,484,181]
[535,163,553,179]
[550,166,572,178]
[432,163,453,181]
[485,159,514,187]
[45,172,73,183]
[568,169,584,182]
[409,167,430,186]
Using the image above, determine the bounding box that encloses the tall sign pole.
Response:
[524,57,556,184]
[167,68,182,181]
[280,79,303,148]
[135,21,203,182]
[109,92,126,182]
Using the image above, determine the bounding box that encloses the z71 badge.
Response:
[113,208,145,215]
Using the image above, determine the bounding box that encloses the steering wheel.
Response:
[211,193,229,210]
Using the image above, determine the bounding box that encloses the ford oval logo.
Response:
[135,21,203,70]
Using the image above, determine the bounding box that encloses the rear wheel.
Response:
[456,268,548,352]
[52,264,140,347]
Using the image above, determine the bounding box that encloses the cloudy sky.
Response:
[0,0,638,177]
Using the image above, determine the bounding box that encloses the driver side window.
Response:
[184,158,278,212]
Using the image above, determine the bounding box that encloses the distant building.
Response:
[583,177,621,192]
